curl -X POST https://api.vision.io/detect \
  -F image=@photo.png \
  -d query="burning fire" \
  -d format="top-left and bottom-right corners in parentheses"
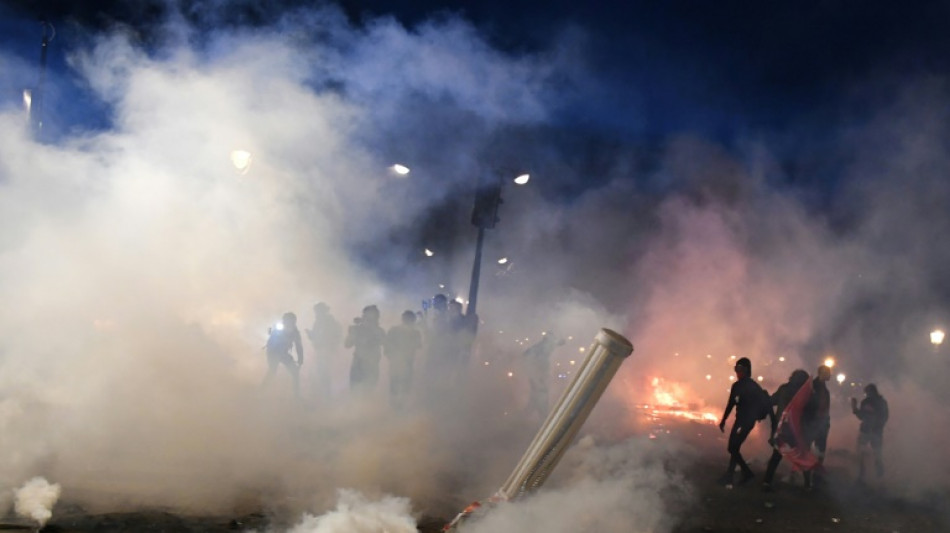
top-left (644, 377), bottom-right (718, 424)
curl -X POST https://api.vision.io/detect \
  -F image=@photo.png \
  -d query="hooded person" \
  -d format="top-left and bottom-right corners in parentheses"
top-left (762, 369), bottom-right (810, 490)
top-left (384, 310), bottom-right (423, 409)
top-left (262, 312), bottom-right (304, 398)
top-left (306, 302), bottom-right (342, 402)
top-left (718, 357), bottom-right (767, 485)
top-left (852, 383), bottom-right (889, 483)
top-left (345, 305), bottom-right (386, 394)
top-left (802, 364), bottom-right (832, 489)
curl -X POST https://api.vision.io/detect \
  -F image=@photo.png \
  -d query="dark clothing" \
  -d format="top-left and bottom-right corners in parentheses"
top-left (384, 324), bottom-right (422, 405)
top-left (263, 326), bottom-right (304, 397)
top-left (855, 394), bottom-right (889, 435)
top-left (804, 378), bottom-right (831, 458)
top-left (306, 311), bottom-right (342, 399)
top-left (727, 422), bottom-right (755, 478)
top-left (266, 327), bottom-right (304, 364)
top-left (345, 321), bottom-right (385, 392)
top-left (763, 376), bottom-right (808, 485)
top-left (720, 376), bottom-right (763, 479)
top-left (722, 377), bottom-right (764, 426)
top-left (854, 393), bottom-right (889, 480)
top-left (805, 379), bottom-right (831, 428)
top-left (523, 336), bottom-right (558, 418)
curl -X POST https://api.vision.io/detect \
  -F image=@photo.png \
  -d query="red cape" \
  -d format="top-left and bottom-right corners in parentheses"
top-left (774, 376), bottom-right (821, 471)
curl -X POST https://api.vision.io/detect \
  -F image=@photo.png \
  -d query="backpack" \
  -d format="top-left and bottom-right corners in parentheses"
top-left (754, 384), bottom-right (773, 421)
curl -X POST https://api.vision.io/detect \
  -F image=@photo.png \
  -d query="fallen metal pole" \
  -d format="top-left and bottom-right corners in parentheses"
top-left (444, 328), bottom-right (634, 531)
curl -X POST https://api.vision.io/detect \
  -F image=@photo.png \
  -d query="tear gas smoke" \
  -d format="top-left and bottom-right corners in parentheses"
top-left (14, 477), bottom-right (61, 527)
top-left (284, 489), bottom-right (416, 533)
top-left (0, 1), bottom-right (948, 528)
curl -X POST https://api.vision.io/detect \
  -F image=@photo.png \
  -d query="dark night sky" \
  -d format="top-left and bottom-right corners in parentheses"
top-left (4, 0), bottom-right (950, 141)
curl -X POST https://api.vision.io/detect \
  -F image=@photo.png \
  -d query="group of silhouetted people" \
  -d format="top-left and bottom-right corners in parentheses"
top-left (717, 358), bottom-right (889, 491)
top-left (262, 294), bottom-right (477, 408)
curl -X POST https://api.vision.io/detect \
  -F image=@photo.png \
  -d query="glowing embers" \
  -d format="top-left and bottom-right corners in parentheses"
top-left (644, 376), bottom-right (718, 424)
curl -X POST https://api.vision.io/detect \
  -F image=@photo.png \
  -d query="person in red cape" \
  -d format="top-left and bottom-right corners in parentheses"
top-left (762, 369), bottom-right (809, 491)
top-left (773, 371), bottom-right (822, 484)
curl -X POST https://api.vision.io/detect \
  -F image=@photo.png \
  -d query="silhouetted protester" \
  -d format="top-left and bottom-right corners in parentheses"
top-left (305, 302), bottom-right (342, 401)
top-left (852, 383), bottom-right (889, 484)
top-left (424, 294), bottom-right (452, 385)
top-left (763, 369), bottom-right (810, 490)
top-left (522, 333), bottom-right (564, 419)
top-left (718, 357), bottom-right (767, 485)
top-left (771, 370), bottom-right (822, 488)
top-left (262, 312), bottom-right (304, 398)
top-left (384, 310), bottom-right (423, 409)
top-left (447, 300), bottom-right (475, 380)
top-left (345, 305), bottom-right (386, 394)
top-left (803, 365), bottom-right (832, 489)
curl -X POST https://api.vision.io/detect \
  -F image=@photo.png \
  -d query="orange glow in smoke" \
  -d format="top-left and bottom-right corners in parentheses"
top-left (645, 377), bottom-right (718, 424)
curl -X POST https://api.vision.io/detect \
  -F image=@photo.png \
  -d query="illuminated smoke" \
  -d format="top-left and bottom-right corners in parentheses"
top-left (14, 477), bottom-right (61, 527)
top-left (285, 490), bottom-right (416, 533)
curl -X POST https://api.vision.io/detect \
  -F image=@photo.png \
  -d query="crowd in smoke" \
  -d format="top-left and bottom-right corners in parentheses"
top-left (0, 1), bottom-right (949, 531)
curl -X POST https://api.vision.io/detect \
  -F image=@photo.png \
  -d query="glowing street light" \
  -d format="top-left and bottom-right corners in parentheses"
top-left (513, 173), bottom-right (530, 185)
top-left (498, 257), bottom-right (509, 264)
top-left (823, 357), bottom-right (836, 369)
top-left (424, 248), bottom-right (435, 257)
top-left (230, 150), bottom-right (252, 174)
top-left (836, 373), bottom-right (846, 385)
top-left (931, 329), bottom-right (945, 347)
top-left (392, 164), bottom-right (411, 176)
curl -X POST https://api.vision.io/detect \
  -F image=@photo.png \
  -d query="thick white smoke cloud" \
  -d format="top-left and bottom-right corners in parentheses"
top-left (284, 489), bottom-right (416, 533)
top-left (463, 435), bottom-right (694, 533)
top-left (0, 1), bottom-right (949, 529)
top-left (14, 477), bottom-right (61, 526)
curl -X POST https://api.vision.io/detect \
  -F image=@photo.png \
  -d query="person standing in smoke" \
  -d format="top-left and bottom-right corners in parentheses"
top-left (718, 357), bottom-right (765, 486)
top-left (345, 305), bottom-right (386, 394)
top-left (803, 364), bottom-right (832, 489)
top-left (305, 302), bottom-right (342, 402)
top-left (423, 294), bottom-right (452, 386)
top-left (384, 310), bottom-right (423, 409)
top-left (262, 312), bottom-right (304, 398)
top-left (522, 332), bottom-right (564, 419)
top-left (852, 383), bottom-right (889, 484)
top-left (762, 369), bottom-right (810, 491)
top-left (447, 300), bottom-right (474, 381)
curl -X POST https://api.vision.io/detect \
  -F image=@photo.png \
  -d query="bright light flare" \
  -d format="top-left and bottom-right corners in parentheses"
top-left (274, 321), bottom-right (284, 331)
top-left (507, 371), bottom-right (514, 378)
top-left (497, 257), bottom-right (509, 264)
top-left (424, 248), bottom-right (434, 257)
top-left (230, 150), bottom-right (252, 174)
top-left (931, 329), bottom-right (945, 346)
top-left (513, 173), bottom-right (530, 185)
top-left (392, 164), bottom-right (410, 175)
top-left (823, 357), bottom-right (836, 368)
top-left (836, 373), bottom-right (846, 384)
top-left (23, 89), bottom-right (32, 113)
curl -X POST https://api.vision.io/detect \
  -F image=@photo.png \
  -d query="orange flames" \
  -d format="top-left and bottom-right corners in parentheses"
top-left (645, 377), bottom-right (718, 424)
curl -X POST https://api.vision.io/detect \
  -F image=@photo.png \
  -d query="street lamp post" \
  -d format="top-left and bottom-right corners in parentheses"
top-left (466, 172), bottom-right (504, 318)
top-left (466, 170), bottom-right (529, 325)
